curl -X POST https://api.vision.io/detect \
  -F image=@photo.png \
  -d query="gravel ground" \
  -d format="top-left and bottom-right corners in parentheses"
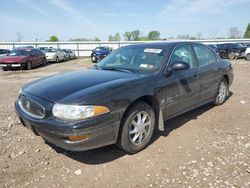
top-left (0, 58), bottom-right (249, 188)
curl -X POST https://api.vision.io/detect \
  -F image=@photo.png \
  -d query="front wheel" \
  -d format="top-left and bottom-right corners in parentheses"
top-left (26, 61), bottom-right (32, 70)
top-left (246, 53), bottom-right (250, 61)
top-left (91, 56), bottom-right (97, 63)
top-left (228, 52), bottom-right (235, 60)
top-left (117, 102), bottom-right (155, 154)
top-left (213, 78), bottom-right (229, 105)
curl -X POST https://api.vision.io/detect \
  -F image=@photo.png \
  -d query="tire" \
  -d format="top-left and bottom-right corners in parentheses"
top-left (91, 56), bottom-right (97, 63)
top-left (2, 67), bottom-right (8, 71)
top-left (117, 102), bottom-right (155, 154)
top-left (213, 78), bottom-right (229, 105)
top-left (228, 52), bottom-right (235, 60)
top-left (26, 61), bottom-right (32, 70)
top-left (246, 53), bottom-right (250, 61)
top-left (43, 58), bottom-right (47, 66)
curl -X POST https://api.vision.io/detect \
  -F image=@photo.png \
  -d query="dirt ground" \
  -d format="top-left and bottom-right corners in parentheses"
top-left (0, 58), bottom-right (249, 188)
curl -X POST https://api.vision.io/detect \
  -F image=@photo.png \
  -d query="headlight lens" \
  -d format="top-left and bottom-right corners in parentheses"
top-left (52, 104), bottom-right (110, 120)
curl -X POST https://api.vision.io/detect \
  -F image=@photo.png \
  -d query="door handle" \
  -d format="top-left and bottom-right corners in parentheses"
top-left (193, 74), bottom-right (199, 78)
top-left (217, 68), bottom-right (222, 71)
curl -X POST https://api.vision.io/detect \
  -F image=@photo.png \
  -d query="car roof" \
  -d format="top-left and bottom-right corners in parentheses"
top-left (14, 48), bottom-right (34, 51)
top-left (124, 41), bottom-right (203, 49)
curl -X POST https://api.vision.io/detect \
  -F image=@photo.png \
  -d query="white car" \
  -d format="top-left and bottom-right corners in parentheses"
top-left (45, 48), bottom-right (66, 63)
top-left (244, 47), bottom-right (250, 61)
top-left (62, 49), bottom-right (76, 60)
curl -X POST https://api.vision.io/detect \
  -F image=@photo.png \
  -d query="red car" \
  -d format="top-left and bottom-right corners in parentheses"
top-left (0, 48), bottom-right (46, 71)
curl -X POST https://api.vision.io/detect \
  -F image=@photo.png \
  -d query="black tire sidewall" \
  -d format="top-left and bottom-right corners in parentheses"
top-left (27, 61), bottom-right (32, 70)
top-left (118, 102), bottom-right (155, 154)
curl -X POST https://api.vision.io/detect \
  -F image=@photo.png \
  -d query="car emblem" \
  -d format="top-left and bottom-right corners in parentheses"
top-left (25, 101), bottom-right (31, 111)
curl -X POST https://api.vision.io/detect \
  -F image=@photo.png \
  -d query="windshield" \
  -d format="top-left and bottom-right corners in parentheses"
top-left (232, 43), bottom-right (244, 48)
top-left (97, 46), bottom-right (166, 73)
top-left (95, 47), bottom-right (109, 51)
top-left (45, 48), bottom-right (58, 52)
top-left (9, 49), bottom-right (31, 56)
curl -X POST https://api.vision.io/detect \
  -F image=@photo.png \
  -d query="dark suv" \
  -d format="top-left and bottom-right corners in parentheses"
top-left (91, 47), bottom-right (112, 63)
top-left (217, 43), bottom-right (246, 60)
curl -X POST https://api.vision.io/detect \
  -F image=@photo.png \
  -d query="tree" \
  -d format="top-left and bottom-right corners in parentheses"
top-left (148, 31), bottom-right (160, 40)
top-left (123, 32), bottom-right (133, 41)
top-left (114, 33), bottom-right (121, 41)
top-left (108, 33), bottom-right (121, 41)
top-left (49, 35), bottom-right (59, 42)
top-left (131, 30), bottom-right (140, 41)
top-left (228, 27), bottom-right (241, 39)
top-left (94, 37), bottom-right (101, 41)
top-left (244, 23), bottom-right (250, 38)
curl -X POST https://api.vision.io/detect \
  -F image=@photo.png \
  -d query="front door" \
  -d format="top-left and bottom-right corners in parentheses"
top-left (163, 44), bottom-right (200, 118)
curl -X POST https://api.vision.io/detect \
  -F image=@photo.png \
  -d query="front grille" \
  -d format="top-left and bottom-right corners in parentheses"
top-left (18, 96), bottom-right (45, 119)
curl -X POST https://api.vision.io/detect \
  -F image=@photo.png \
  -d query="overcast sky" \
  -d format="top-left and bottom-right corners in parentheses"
top-left (0, 0), bottom-right (250, 41)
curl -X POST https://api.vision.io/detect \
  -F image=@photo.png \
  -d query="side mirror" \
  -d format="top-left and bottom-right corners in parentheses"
top-left (164, 61), bottom-right (190, 77)
top-left (171, 61), bottom-right (190, 71)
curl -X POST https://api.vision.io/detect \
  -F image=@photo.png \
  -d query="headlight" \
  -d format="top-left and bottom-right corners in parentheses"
top-left (52, 104), bottom-right (110, 120)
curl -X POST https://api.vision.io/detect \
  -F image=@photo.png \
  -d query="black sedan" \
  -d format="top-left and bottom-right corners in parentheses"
top-left (15, 42), bottom-right (233, 154)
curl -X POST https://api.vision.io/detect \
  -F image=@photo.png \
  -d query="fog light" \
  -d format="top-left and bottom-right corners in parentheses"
top-left (68, 134), bottom-right (90, 141)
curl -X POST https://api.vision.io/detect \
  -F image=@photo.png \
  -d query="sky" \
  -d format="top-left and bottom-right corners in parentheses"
top-left (0, 0), bottom-right (250, 41)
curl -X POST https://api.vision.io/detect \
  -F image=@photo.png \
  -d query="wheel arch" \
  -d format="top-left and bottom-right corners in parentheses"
top-left (120, 95), bottom-right (164, 132)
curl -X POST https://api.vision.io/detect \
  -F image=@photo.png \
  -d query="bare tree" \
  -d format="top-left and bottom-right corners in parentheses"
top-left (16, 32), bottom-right (23, 42)
top-left (228, 27), bottom-right (241, 39)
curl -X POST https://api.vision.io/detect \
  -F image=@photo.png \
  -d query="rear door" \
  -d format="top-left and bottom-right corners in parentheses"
top-left (163, 44), bottom-right (200, 117)
top-left (192, 44), bottom-right (221, 102)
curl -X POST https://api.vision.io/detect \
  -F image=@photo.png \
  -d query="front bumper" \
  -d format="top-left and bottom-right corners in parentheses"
top-left (0, 63), bottom-right (25, 68)
top-left (15, 94), bottom-right (120, 151)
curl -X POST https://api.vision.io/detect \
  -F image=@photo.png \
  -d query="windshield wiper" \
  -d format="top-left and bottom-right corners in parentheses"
top-left (101, 67), bottom-right (133, 73)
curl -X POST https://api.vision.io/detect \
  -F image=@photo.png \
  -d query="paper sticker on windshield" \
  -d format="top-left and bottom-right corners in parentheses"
top-left (144, 48), bottom-right (162, 54)
top-left (140, 64), bottom-right (154, 69)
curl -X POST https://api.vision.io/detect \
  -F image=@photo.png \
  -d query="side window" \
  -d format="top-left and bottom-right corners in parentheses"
top-left (193, 45), bottom-right (217, 66)
top-left (169, 45), bottom-right (196, 68)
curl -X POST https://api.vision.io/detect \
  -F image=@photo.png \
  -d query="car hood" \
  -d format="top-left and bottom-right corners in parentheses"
top-left (0, 56), bottom-right (27, 63)
top-left (23, 69), bottom-right (141, 104)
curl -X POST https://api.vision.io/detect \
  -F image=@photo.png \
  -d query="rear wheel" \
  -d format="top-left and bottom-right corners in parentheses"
top-left (117, 102), bottom-right (155, 154)
top-left (2, 67), bottom-right (8, 71)
top-left (228, 52), bottom-right (235, 60)
top-left (213, 78), bottom-right (229, 105)
top-left (246, 53), bottom-right (250, 61)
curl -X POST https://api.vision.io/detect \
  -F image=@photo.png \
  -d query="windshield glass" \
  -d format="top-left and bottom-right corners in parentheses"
top-left (95, 47), bottom-right (109, 51)
top-left (97, 46), bottom-right (166, 73)
top-left (233, 43), bottom-right (244, 48)
top-left (9, 49), bottom-right (31, 56)
top-left (45, 48), bottom-right (58, 52)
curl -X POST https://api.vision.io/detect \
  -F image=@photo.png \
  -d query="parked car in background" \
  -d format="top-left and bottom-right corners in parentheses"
top-left (15, 42), bottom-right (233, 153)
top-left (207, 44), bottom-right (219, 53)
top-left (45, 48), bottom-right (66, 63)
top-left (217, 43), bottom-right (246, 60)
top-left (0, 49), bottom-right (10, 57)
top-left (62, 49), bottom-right (76, 60)
top-left (38, 47), bottom-right (48, 52)
top-left (0, 48), bottom-right (46, 71)
top-left (91, 46), bottom-right (112, 63)
top-left (244, 47), bottom-right (250, 61)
